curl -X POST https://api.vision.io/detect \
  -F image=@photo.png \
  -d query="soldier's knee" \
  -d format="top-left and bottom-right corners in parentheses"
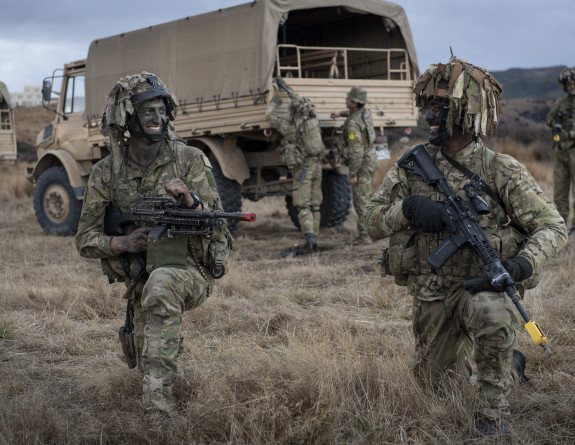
top-left (141, 268), bottom-right (185, 316)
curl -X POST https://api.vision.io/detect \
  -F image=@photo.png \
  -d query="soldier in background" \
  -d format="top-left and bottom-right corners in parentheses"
top-left (75, 72), bottom-right (231, 413)
top-left (331, 86), bottom-right (376, 245)
top-left (365, 56), bottom-right (567, 436)
top-left (545, 67), bottom-right (575, 234)
top-left (266, 76), bottom-right (324, 254)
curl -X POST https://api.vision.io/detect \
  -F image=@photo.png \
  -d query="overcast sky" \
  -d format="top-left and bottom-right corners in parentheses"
top-left (1, 0), bottom-right (573, 93)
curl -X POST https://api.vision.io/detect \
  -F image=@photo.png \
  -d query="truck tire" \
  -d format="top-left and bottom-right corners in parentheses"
top-left (210, 157), bottom-right (242, 234)
top-left (285, 170), bottom-right (351, 229)
top-left (33, 166), bottom-right (82, 236)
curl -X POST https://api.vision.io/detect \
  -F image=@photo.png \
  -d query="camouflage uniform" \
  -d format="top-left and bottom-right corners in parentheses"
top-left (338, 93), bottom-right (376, 240)
top-left (546, 76), bottom-right (575, 228)
top-left (365, 57), bottom-right (567, 424)
top-left (266, 90), bottom-right (324, 244)
top-left (75, 73), bottom-right (229, 412)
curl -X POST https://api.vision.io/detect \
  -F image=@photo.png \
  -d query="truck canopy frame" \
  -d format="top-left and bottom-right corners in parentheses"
top-left (85, 0), bottom-right (419, 121)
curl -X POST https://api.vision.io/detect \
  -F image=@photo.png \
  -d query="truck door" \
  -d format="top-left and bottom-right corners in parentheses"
top-left (57, 74), bottom-right (91, 159)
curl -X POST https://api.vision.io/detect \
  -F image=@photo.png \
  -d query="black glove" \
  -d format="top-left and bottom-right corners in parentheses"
top-left (464, 256), bottom-right (533, 294)
top-left (402, 196), bottom-right (456, 233)
top-left (502, 256), bottom-right (533, 282)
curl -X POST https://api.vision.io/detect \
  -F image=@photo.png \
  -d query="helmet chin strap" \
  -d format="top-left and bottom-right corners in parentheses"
top-left (128, 112), bottom-right (167, 143)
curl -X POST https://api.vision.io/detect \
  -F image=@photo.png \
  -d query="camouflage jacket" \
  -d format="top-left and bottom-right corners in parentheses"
top-left (75, 139), bottom-right (228, 281)
top-left (265, 100), bottom-right (324, 167)
top-left (365, 139), bottom-right (567, 300)
top-left (545, 95), bottom-right (575, 150)
top-left (340, 108), bottom-right (376, 178)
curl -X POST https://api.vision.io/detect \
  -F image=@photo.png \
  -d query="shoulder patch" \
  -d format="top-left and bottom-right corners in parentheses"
top-left (348, 132), bottom-right (356, 140)
top-left (201, 154), bottom-right (213, 169)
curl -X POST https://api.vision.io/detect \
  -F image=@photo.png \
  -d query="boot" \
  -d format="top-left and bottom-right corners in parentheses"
top-left (476, 417), bottom-right (510, 437)
top-left (304, 233), bottom-right (318, 253)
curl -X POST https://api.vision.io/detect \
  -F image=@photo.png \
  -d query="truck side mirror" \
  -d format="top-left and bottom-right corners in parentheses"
top-left (42, 79), bottom-right (52, 103)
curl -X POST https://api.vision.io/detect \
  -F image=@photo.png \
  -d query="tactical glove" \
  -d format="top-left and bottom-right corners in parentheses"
top-left (271, 95), bottom-right (283, 106)
top-left (402, 196), bottom-right (456, 233)
top-left (464, 256), bottom-right (533, 294)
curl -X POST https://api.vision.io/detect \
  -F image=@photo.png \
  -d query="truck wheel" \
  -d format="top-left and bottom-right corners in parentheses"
top-left (285, 170), bottom-right (351, 229)
top-left (33, 166), bottom-right (82, 236)
top-left (210, 157), bottom-right (242, 234)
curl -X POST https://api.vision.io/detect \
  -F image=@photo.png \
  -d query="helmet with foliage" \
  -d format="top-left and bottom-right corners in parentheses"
top-left (558, 67), bottom-right (575, 92)
top-left (413, 55), bottom-right (503, 140)
top-left (347, 86), bottom-right (367, 105)
top-left (289, 95), bottom-right (316, 127)
top-left (101, 72), bottom-right (182, 174)
top-left (101, 71), bottom-right (179, 141)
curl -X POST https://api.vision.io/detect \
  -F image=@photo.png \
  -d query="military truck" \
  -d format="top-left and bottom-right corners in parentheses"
top-left (0, 82), bottom-right (17, 161)
top-left (29, 0), bottom-right (419, 235)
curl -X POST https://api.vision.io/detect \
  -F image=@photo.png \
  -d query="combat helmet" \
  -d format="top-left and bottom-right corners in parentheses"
top-left (101, 72), bottom-right (182, 174)
top-left (101, 71), bottom-right (179, 142)
top-left (289, 96), bottom-right (316, 128)
top-left (347, 86), bottom-right (367, 105)
top-left (558, 67), bottom-right (575, 92)
top-left (413, 54), bottom-right (503, 140)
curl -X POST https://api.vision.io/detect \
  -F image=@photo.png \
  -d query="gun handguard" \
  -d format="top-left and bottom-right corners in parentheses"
top-left (397, 144), bottom-right (551, 356)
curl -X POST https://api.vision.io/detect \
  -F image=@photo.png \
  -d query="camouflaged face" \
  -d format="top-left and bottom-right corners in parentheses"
top-left (413, 55), bottom-right (503, 137)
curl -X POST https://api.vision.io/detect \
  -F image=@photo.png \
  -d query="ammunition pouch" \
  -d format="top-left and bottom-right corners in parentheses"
top-left (206, 229), bottom-right (232, 279)
top-left (281, 143), bottom-right (304, 168)
top-left (146, 235), bottom-right (188, 274)
top-left (380, 229), bottom-right (418, 286)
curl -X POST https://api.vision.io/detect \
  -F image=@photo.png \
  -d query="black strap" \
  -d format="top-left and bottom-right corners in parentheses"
top-left (443, 153), bottom-right (506, 210)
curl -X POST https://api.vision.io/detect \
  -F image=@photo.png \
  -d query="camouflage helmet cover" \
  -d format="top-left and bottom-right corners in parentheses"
top-left (413, 55), bottom-right (503, 137)
top-left (558, 67), bottom-right (575, 91)
top-left (347, 86), bottom-right (367, 104)
top-left (101, 71), bottom-right (179, 139)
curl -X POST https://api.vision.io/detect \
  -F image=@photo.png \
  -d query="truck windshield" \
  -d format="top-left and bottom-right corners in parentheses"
top-left (64, 76), bottom-right (85, 114)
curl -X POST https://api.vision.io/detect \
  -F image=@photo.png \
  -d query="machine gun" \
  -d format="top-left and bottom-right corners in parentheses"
top-left (105, 194), bottom-right (256, 239)
top-left (553, 111), bottom-right (563, 149)
top-left (397, 144), bottom-right (551, 356)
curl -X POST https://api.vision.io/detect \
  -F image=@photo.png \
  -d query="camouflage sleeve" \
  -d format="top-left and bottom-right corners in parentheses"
top-left (75, 160), bottom-right (115, 259)
top-left (364, 162), bottom-right (412, 240)
top-left (345, 119), bottom-right (365, 178)
top-left (494, 154), bottom-right (568, 271)
top-left (545, 98), bottom-right (562, 127)
top-left (265, 101), bottom-right (293, 137)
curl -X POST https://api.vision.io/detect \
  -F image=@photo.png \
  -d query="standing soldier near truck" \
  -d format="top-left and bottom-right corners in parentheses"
top-left (545, 67), bottom-right (575, 234)
top-left (266, 76), bottom-right (325, 254)
top-left (75, 72), bottom-right (231, 413)
top-left (331, 86), bottom-right (377, 245)
top-left (365, 55), bottom-right (567, 436)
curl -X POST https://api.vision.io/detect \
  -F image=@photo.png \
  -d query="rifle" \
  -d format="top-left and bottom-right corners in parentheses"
top-left (397, 144), bottom-right (551, 356)
top-left (552, 111), bottom-right (563, 149)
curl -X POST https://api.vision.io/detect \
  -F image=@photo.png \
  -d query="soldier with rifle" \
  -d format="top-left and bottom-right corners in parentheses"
top-left (75, 72), bottom-right (234, 414)
top-left (365, 55), bottom-right (567, 436)
top-left (546, 67), bottom-right (575, 234)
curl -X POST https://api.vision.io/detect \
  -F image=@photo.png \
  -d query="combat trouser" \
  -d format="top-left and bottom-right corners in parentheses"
top-left (133, 264), bottom-right (210, 412)
top-left (553, 147), bottom-right (575, 226)
top-left (352, 149), bottom-right (376, 238)
top-left (292, 158), bottom-right (323, 238)
top-left (412, 287), bottom-right (517, 420)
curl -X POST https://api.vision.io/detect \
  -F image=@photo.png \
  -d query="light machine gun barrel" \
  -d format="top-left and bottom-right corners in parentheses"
top-left (397, 144), bottom-right (551, 356)
top-left (130, 195), bottom-right (256, 239)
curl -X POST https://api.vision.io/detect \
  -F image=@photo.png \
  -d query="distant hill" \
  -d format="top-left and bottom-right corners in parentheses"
top-left (492, 65), bottom-right (566, 100)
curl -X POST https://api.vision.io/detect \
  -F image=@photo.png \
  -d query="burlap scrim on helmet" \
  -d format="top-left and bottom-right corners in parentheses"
top-left (413, 55), bottom-right (503, 137)
top-left (558, 67), bottom-right (575, 92)
top-left (289, 96), bottom-right (316, 130)
top-left (100, 72), bottom-right (181, 175)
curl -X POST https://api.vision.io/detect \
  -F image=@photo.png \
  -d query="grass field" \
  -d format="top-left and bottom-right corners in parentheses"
top-left (0, 149), bottom-right (574, 444)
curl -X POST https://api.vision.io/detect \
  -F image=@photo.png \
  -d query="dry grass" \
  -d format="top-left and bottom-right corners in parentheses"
top-left (1, 154), bottom-right (574, 444)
